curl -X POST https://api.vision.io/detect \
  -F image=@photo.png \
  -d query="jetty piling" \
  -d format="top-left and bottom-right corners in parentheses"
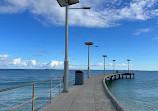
top-left (118, 74), bottom-right (121, 79)
top-left (107, 73), bottom-right (135, 81)
top-left (114, 75), bottom-right (116, 79)
top-left (110, 76), bottom-right (113, 81)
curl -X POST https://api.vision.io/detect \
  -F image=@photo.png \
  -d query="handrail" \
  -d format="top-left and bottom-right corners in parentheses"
top-left (10, 98), bottom-right (33, 111)
top-left (0, 83), bottom-right (34, 92)
top-left (0, 77), bottom-right (60, 93)
top-left (68, 78), bottom-right (74, 87)
top-left (0, 75), bottom-right (75, 111)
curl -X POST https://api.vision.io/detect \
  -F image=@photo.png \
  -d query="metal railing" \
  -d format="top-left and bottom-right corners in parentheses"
top-left (0, 74), bottom-right (74, 111)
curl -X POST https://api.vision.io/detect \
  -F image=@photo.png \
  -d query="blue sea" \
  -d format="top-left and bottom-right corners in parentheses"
top-left (0, 70), bottom-right (158, 111)
top-left (107, 71), bottom-right (158, 111)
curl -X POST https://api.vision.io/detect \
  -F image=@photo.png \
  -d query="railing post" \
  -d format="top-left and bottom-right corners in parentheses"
top-left (63, 76), bottom-right (64, 83)
top-left (71, 73), bottom-right (72, 87)
top-left (32, 83), bottom-right (35, 111)
top-left (50, 79), bottom-right (52, 103)
top-left (59, 76), bottom-right (61, 95)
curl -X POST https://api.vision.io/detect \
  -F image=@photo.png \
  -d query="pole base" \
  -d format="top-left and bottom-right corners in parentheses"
top-left (62, 90), bottom-right (69, 93)
top-left (63, 59), bottom-right (69, 93)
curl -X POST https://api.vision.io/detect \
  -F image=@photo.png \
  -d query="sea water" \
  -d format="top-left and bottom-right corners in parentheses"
top-left (107, 71), bottom-right (158, 111)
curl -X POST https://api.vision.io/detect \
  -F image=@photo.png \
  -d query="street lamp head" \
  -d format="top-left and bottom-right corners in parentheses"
top-left (102, 55), bottom-right (107, 57)
top-left (85, 42), bottom-right (93, 45)
top-left (112, 60), bottom-right (116, 62)
top-left (127, 59), bottom-right (130, 61)
top-left (57, 0), bottom-right (79, 7)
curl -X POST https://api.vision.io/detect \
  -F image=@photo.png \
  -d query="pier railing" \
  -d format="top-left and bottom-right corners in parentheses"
top-left (0, 74), bottom-right (74, 111)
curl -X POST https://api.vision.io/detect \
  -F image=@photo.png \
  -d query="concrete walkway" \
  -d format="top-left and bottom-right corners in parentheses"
top-left (40, 75), bottom-right (117, 111)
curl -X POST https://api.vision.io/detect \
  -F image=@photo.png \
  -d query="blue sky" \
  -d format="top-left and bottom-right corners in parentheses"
top-left (0, 0), bottom-right (158, 70)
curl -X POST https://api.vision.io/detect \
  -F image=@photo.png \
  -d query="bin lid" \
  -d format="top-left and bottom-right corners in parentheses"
top-left (75, 70), bottom-right (83, 73)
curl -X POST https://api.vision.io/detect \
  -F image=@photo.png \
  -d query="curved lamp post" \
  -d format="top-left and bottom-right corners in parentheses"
top-left (57, 0), bottom-right (90, 92)
top-left (127, 59), bottom-right (130, 73)
top-left (102, 55), bottom-right (107, 74)
top-left (112, 60), bottom-right (116, 74)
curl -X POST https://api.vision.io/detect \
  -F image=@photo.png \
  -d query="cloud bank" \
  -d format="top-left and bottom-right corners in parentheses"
top-left (0, 54), bottom-right (64, 69)
top-left (0, 0), bottom-right (158, 27)
top-left (0, 54), bottom-right (131, 69)
top-left (97, 62), bottom-right (131, 67)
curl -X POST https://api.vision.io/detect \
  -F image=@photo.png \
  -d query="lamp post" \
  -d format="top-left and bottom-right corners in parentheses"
top-left (57, 0), bottom-right (90, 92)
top-left (102, 55), bottom-right (107, 74)
top-left (127, 59), bottom-right (130, 73)
top-left (85, 42), bottom-right (93, 78)
top-left (112, 60), bottom-right (116, 74)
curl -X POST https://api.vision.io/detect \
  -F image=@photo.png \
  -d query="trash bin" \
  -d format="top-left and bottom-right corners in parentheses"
top-left (75, 70), bottom-right (84, 85)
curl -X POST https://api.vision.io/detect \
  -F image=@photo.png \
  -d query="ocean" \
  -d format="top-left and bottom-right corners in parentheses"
top-left (0, 70), bottom-right (158, 111)
top-left (107, 71), bottom-right (158, 111)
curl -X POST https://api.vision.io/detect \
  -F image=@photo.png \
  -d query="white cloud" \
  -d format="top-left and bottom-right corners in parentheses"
top-left (47, 61), bottom-right (64, 68)
top-left (26, 60), bottom-right (37, 66)
top-left (0, 0), bottom-right (158, 27)
top-left (87, 62), bottom-right (133, 70)
top-left (98, 63), bottom-right (103, 66)
top-left (118, 63), bottom-right (128, 67)
top-left (0, 54), bottom-right (12, 67)
top-left (0, 54), bottom-right (64, 69)
top-left (13, 58), bottom-right (27, 66)
top-left (97, 62), bottom-right (132, 67)
top-left (0, 54), bottom-right (133, 69)
top-left (0, 54), bottom-right (9, 57)
top-left (134, 28), bottom-right (151, 36)
top-left (0, 54), bottom-right (9, 60)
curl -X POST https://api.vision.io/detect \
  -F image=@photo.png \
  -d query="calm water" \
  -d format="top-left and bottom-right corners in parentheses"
top-left (107, 71), bottom-right (158, 111)
top-left (0, 70), bottom-right (158, 111)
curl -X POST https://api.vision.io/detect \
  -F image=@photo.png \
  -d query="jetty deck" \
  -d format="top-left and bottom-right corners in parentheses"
top-left (40, 74), bottom-right (117, 111)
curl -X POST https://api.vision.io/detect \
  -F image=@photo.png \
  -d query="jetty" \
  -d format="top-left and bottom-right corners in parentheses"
top-left (40, 73), bottom-right (135, 111)
top-left (107, 73), bottom-right (135, 80)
